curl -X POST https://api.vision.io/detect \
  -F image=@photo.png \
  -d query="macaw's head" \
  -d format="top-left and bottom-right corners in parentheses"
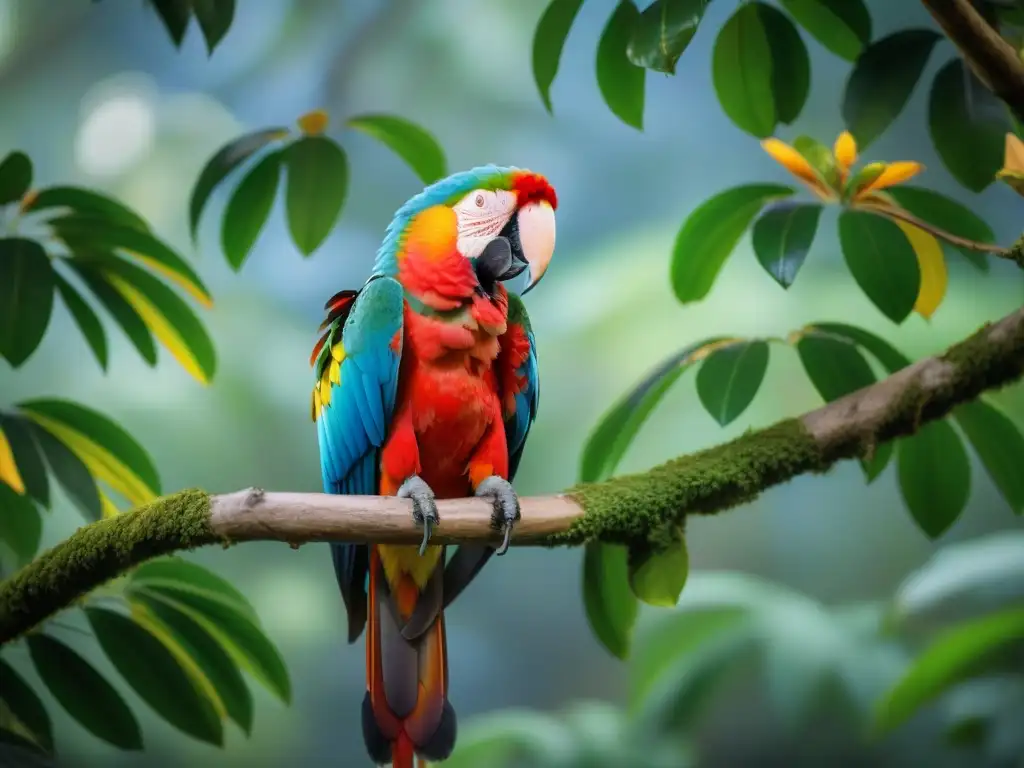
top-left (374, 165), bottom-right (557, 312)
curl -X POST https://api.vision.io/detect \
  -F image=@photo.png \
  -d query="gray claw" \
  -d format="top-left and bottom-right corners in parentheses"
top-left (398, 475), bottom-right (439, 556)
top-left (474, 475), bottom-right (520, 556)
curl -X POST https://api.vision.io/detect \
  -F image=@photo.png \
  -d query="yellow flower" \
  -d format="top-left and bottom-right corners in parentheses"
top-left (833, 131), bottom-right (857, 182)
top-left (996, 132), bottom-right (1024, 198)
top-left (760, 138), bottom-right (837, 202)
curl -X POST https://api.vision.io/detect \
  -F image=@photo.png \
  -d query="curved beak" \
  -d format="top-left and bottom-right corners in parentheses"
top-left (516, 200), bottom-right (556, 294)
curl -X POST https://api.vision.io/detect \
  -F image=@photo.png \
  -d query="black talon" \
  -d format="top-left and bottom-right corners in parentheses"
top-left (495, 523), bottom-right (513, 557)
top-left (398, 475), bottom-right (439, 556)
top-left (418, 515), bottom-right (433, 556)
top-left (474, 475), bottom-right (520, 557)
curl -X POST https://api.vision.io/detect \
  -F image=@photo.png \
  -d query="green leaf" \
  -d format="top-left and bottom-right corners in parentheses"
top-left (531, 0), bottom-right (585, 112)
top-left (25, 186), bottom-right (149, 231)
top-left (191, 0), bottom-right (235, 55)
top-left (627, 0), bottom-right (710, 75)
top-left (189, 127), bottom-right (287, 242)
top-left (64, 259), bottom-right (157, 366)
top-left (0, 482), bottom-right (42, 565)
top-left (130, 557), bottom-right (259, 623)
top-left (128, 591), bottom-right (254, 734)
top-left (54, 272), bottom-right (108, 370)
top-left (443, 709), bottom-right (574, 768)
top-left (0, 152), bottom-right (32, 205)
top-left (0, 728), bottom-right (55, 767)
top-left (928, 58), bottom-right (1010, 193)
top-left (793, 135), bottom-right (841, 188)
top-left (582, 543), bottom-right (637, 659)
top-left (51, 214), bottom-right (212, 307)
top-left (842, 30), bottom-right (941, 149)
top-left (26, 633), bottom-right (142, 750)
top-left (628, 539), bottom-right (689, 607)
top-left (804, 321), bottom-right (912, 372)
top-left (579, 337), bottom-right (727, 483)
top-left (897, 420), bottom-right (971, 539)
top-left (874, 608), bottom-right (1024, 734)
top-left (79, 254), bottom-right (217, 385)
top-left (861, 442), bottom-right (894, 483)
top-left (884, 186), bottom-right (994, 271)
top-left (85, 607), bottom-right (222, 745)
top-left (0, 659), bottom-right (52, 752)
top-left (284, 136), bottom-right (349, 256)
top-left (712, 4), bottom-right (776, 138)
top-left (954, 399), bottom-right (1024, 515)
top-left (695, 340), bottom-right (769, 427)
top-left (778, 0), bottom-right (871, 61)
top-left (596, 1), bottom-right (646, 131)
top-left (672, 184), bottom-right (794, 304)
top-left (0, 238), bottom-right (54, 368)
top-left (346, 114), bottom-right (447, 185)
top-left (220, 150), bottom-right (281, 271)
top-left (837, 209), bottom-right (920, 324)
top-left (760, 3), bottom-right (810, 125)
top-left (149, 0), bottom-right (191, 47)
top-left (23, 420), bottom-right (101, 521)
top-left (17, 398), bottom-right (161, 498)
top-left (0, 413), bottom-right (49, 507)
top-left (129, 585), bottom-right (291, 703)
top-left (751, 202), bottom-right (821, 288)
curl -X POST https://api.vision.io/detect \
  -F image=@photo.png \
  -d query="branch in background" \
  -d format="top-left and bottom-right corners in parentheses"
top-left (2, 307), bottom-right (1022, 646)
top-left (858, 202), bottom-right (1009, 255)
top-left (920, 0), bottom-right (1024, 121)
top-left (1009, 233), bottom-right (1024, 269)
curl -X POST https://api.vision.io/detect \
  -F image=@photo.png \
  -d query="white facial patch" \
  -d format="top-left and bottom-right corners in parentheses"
top-left (453, 188), bottom-right (517, 258)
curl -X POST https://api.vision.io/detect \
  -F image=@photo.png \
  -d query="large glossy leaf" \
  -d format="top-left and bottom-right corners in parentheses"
top-left (842, 30), bottom-right (941, 149)
top-left (86, 607), bottom-right (223, 745)
top-left (150, 0), bottom-right (191, 47)
top-left (191, 0), bottom-right (236, 54)
top-left (129, 591), bottom-right (254, 734)
top-left (0, 152), bottom-right (32, 205)
top-left (837, 210), bottom-right (920, 324)
top-left (897, 420), bottom-right (971, 539)
top-left (627, 0), bottom-right (709, 75)
top-left (0, 413), bottom-right (49, 507)
top-left (18, 398), bottom-right (160, 504)
top-left (583, 543), bottom-right (637, 660)
top-left (128, 585), bottom-right (290, 703)
top-left (53, 272), bottom-right (108, 370)
top-left (130, 557), bottom-right (259, 623)
top-left (874, 608), bottom-right (1024, 735)
top-left (751, 202), bottom-right (821, 288)
top-left (695, 340), bottom-right (769, 427)
top-left (596, 2), bottom-right (646, 131)
top-left (760, 3), bottom-right (810, 125)
top-left (189, 127), bottom-right (287, 241)
top-left (0, 481), bottom-right (41, 565)
top-left (928, 59), bottom-right (1009, 193)
top-left (0, 658), bottom-right (52, 752)
top-left (64, 259), bottom-right (157, 365)
top-left (26, 633), bottom-right (142, 750)
top-left (671, 184), bottom-right (793, 304)
top-left (83, 254), bottom-right (217, 386)
top-left (628, 539), bottom-right (689, 607)
top-left (0, 238), bottom-right (54, 368)
top-left (22, 419), bottom-right (101, 521)
top-left (531, 0), bottom-right (585, 112)
top-left (778, 0), bottom-right (870, 61)
top-left (884, 186), bottom-right (994, 271)
top-left (24, 186), bottom-right (149, 231)
top-left (712, 4), bottom-right (775, 138)
top-left (346, 114), bottom-right (446, 185)
top-left (51, 214), bottom-right (212, 307)
top-left (284, 136), bottom-right (348, 256)
top-left (221, 150), bottom-right (281, 271)
top-left (804, 321), bottom-right (912, 372)
top-left (579, 337), bottom-right (728, 483)
top-left (954, 399), bottom-right (1024, 515)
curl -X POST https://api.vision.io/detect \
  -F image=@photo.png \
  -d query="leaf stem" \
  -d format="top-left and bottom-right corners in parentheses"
top-left (856, 201), bottom-right (1009, 255)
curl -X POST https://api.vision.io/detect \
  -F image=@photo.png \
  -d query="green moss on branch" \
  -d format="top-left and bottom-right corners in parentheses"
top-left (0, 489), bottom-right (217, 644)
top-left (1006, 234), bottom-right (1024, 269)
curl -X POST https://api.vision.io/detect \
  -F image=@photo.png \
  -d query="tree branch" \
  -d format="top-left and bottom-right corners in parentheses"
top-left (1, 307), bottom-right (1023, 645)
top-left (920, 0), bottom-right (1024, 121)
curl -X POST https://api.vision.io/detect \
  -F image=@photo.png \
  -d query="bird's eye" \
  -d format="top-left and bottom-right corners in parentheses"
top-left (475, 193), bottom-right (485, 207)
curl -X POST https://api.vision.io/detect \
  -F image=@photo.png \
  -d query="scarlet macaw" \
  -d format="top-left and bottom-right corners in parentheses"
top-left (310, 165), bottom-right (557, 767)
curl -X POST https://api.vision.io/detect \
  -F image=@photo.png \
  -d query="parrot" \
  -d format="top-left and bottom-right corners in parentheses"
top-left (309, 165), bottom-right (557, 767)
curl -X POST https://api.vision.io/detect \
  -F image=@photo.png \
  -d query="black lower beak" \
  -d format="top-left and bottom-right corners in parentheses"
top-left (474, 214), bottom-right (530, 294)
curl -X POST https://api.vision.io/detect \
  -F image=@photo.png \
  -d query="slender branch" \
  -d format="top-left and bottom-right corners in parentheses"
top-left (1, 307), bottom-right (1022, 645)
top-left (920, 0), bottom-right (1024, 121)
top-left (857, 202), bottom-right (1009, 255)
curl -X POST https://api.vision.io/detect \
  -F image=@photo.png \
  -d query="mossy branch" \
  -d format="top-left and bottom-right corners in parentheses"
top-left (2, 307), bottom-right (1023, 645)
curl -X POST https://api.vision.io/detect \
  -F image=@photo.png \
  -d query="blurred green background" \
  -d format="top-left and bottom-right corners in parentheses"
top-left (1, 1), bottom-right (1022, 766)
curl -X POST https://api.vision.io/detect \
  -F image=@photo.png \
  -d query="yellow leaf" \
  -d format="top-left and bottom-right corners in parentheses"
top-left (23, 412), bottom-right (155, 506)
top-left (895, 221), bottom-right (947, 320)
top-left (105, 273), bottom-right (210, 385)
top-left (760, 138), bottom-right (837, 201)
top-left (0, 427), bottom-right (25, 494)
top-left (1003, 132), bottom-right (1024, 174)
top-left (996, 169), bottom-right (1024, 198)
top-left (297, 109), bottom-right (329, 136)
top-left (125, 251), bottom-right (213, 309)
top-left (834, 131), bottom-right (858, 171)
top-left (860, 161), bottom-right (924, 193)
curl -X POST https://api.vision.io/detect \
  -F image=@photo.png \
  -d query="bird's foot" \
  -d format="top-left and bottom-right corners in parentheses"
top-left (474, 476), bottom-right (521, 557)
top-left (398, 475), bottom-right (439, 556)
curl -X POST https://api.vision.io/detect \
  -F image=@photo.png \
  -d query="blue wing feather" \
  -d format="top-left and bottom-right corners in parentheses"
top-left (504, 296), bottom-right (540, 482)
top-left (315, 275), bottom-right (405, 643)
